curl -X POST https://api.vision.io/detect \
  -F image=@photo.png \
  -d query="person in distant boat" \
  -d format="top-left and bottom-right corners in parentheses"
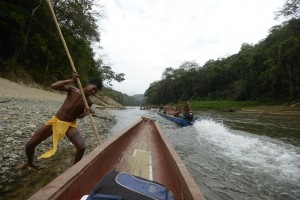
top-left (16, 72), bottom-right (103, 170)
top-left (183, 101), bottom-right (193, 121)
top-left (159, 104), bottom-right (164, 113)
top-left (174, 103), bottom-right (181, 117)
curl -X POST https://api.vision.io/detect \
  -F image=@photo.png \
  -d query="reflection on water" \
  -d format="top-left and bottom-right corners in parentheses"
top-left (2, 107), bottom-right (300, 200)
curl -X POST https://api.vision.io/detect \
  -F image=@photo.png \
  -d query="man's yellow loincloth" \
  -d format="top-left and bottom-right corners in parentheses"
top-left (38, 116), bottom-right (77, 159)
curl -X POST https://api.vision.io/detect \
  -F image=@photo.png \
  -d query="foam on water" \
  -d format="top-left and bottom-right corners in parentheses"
top-left (194, 119), bottom-right (300, 182)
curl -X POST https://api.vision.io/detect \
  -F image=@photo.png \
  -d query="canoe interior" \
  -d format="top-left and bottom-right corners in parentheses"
top-left (29, 117), bottom-right (205, 200)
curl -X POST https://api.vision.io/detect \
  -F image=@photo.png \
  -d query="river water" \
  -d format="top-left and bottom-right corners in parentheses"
top-left (2, 107), bottom-right (299, 200)
top-left (110, 107), bottom-right (300, 200)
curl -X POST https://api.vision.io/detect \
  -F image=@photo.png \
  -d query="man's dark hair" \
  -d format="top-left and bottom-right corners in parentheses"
top-left (88, 78), bottom-right (103, 89)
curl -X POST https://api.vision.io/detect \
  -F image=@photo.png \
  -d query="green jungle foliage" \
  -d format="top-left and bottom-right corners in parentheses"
top-left (0, 0), bottom-right (138, 105)
top-left (165, 100), bottom-right (268, 111)
top-left (188, 100), bottom-right (268, 111)
top-left (102, 87), bottom-right (143, 106)
top-left (145, 1), bottom-right (300, 105)
top-left (1, 1), bottom-right (299, 107)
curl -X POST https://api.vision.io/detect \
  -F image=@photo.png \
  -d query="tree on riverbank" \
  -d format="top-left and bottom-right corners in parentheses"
top-left (145, 1), bottom-right (300, 105)
top-left (0, 0), bottom-right (124, 87)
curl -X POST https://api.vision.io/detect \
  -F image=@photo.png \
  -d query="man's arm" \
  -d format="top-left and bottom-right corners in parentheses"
top-left (51, 72), bottom-right (79, 91)
top-left (78, 107), bottom-right (95, 118)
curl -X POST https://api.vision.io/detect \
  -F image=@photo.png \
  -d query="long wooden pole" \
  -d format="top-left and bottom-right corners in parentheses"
top-left (46, 0), bottom-right (101, 145)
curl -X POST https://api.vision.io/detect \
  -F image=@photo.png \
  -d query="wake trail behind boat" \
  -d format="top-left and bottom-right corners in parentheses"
top-left (194, 119), bottom-right (300, 182)
top-left (110, 109), bottom-right (300, 199)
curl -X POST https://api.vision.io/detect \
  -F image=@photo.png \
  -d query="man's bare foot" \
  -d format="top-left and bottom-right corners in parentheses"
top-left (15, 163), bottom-right (38, 170)
top-left (15, 163), bottom-right (28, 170)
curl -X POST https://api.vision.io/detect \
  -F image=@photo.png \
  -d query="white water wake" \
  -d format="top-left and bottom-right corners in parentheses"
top-left (194, 119), bottom-right (300, 182)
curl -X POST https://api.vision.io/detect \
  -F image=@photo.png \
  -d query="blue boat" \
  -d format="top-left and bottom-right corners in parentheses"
top-left (158, 112), bottom-right (196, 127)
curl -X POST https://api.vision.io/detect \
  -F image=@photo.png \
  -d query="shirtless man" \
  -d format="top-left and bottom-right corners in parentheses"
top-left (174, 103), bottom-right (181, 117)
top-left (183, 101), bottom-right (193, 121)
top-left (16, 72), bottom-right (103, 169)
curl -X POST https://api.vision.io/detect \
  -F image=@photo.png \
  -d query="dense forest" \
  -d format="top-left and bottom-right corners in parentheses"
top-left (1, 1), bottom-right (299, 107)
top-left (103, 87), bottom-right (143, 106)
top-left (145, 0), bottom-right (300, 105)
top-left (0, 0), bottom-right (140, 106)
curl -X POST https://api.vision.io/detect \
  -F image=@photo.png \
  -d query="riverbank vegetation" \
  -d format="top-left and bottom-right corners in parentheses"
top-left (163, 100), bottom-right (272, 111)
top-left (1, 1), bottom-right (299, 108)
top-left (0, 0), bottom-right (140, 106)
top-left (1, 0), bottom-right (108, 84)
top-left (145, 0), bottom-right (300, 107)
top-left (189, 100), bottom-right (269, 111)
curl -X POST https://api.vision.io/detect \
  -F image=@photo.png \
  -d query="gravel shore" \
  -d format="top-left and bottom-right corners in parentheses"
top-left (0, 78), bottom-right (117, 197)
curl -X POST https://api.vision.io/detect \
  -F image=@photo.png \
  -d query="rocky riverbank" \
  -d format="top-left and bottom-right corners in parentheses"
top-left (0, 97), bottom-right (116, 194)
top-left (0, 78), bottom-right (118, 198)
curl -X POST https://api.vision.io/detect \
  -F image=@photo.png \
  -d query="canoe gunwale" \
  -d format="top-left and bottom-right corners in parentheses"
top-left (153, 120), bottom-right (205, 199)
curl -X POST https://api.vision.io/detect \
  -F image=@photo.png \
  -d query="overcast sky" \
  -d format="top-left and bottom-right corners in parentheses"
top-left (94, 0), bottom-right (284, 96)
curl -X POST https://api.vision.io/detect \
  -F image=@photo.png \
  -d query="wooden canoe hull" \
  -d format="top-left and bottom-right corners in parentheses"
top-left (158, 112), bottom-right (196, 126)
top-left (29, 117), bottom-right (205, 200)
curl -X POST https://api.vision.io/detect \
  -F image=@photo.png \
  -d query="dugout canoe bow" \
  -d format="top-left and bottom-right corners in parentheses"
top-left (29, 117), bottom-right (205, 200)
